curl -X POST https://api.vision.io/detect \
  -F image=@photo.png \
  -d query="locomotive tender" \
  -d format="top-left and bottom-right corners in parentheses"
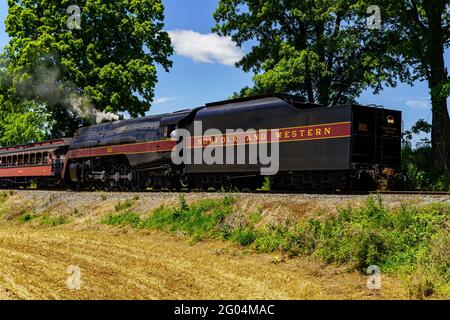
top-left (0, 94), bottom-right (402, 191)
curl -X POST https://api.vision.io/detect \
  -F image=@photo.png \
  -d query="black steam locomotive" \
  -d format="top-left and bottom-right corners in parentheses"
top-left (0, 94), bottom-right (403, 191)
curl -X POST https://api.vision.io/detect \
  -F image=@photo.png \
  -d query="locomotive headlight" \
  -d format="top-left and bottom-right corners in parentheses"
top-left (387, 116), bottom-right (395, 125)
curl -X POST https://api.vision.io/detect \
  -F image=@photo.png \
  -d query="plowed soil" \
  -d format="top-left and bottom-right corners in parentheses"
top-left (0, 224), bottom-right (408, 300)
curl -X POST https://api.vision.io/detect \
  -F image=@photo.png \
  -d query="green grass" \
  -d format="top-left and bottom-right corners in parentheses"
top-left (114, 199), bottom-right (135, 212)
top-left (104, 195), bottom-right (235, 241)
top-left (19, 212), bottom-right (34, 223)
top-left (251, 198), bottom-right (449, 298)
top-left (102, 195), bottom-right (449, 298)
top-left (103, 211), bottom-right (141, 227)
top-left (141, 195), bottom-right (234, 241)
top-left (259, 177), bottom-right (272, 191)
top-left (0, 192), bottom-right (8, 204)
top-left (14, 209), bottom-right (69, 226)
top-left (39, 214), bottom-right (69, 226)
top-left (229, 227), bottom-right (258, 246)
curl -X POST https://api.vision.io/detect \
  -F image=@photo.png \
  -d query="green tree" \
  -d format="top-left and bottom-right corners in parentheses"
top-left (213, 0), bottom-right (405, 106)
top-left (0, 55), bottom-right (49, 146)
top-left (0, 103), bottom-right (50, 146)
top-left (360, 0), bottom-right (449, 171)
top-left (3, 0), bottom-right (172, 138)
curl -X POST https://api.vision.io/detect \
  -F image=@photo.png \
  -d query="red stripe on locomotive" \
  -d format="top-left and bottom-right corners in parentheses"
top-left (190, 122), bottom-right (351, 148)
top-left (66, 122), bottom-right (351, 159)
top-left (67, 140), bottom-right (177, 159)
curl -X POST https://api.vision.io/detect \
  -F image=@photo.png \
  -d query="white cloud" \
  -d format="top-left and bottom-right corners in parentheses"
top-left (406, 99), bottom-right (430, 111)
top-left (167, 29), bottom-right (244, 66)
top-left (153, 96), bottom-right (179, 105)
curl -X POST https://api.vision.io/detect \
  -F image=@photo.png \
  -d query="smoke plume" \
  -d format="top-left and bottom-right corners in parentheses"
top-left (15, 54), bottom-right (118, 124)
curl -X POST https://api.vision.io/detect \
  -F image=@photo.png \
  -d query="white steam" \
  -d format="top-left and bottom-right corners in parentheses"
top-left (15, 55), bottom-right (118, 124)
top-left (68, 94), bottom-right (119, 124)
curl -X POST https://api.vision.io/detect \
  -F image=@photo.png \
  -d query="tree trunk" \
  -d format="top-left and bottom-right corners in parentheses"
top-left (304, 62), bottom-right (315, 103)
top-left (317, 76), bottom-right (330, 106)
top-left (314, 21), bottom-right (329, 106)
top-left (430, 88), bottom-right (449, 171)
top-left (424, 0), bottom-right (449, 171)
top-left (297, 21), bottom-right (315, 103)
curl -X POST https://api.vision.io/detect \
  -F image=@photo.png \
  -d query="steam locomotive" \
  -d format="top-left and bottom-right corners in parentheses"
top-left (0, 94), bottom-right (403, 191)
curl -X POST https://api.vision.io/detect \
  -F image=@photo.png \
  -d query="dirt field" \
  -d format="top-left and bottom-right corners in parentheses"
top-left (0, 224), bottom-right (408, 300)
top-left (0, 190), bottom-right (448, 300)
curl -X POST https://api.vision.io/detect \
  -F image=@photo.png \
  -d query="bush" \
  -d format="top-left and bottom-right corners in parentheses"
top-left (103, 211), bottom-right (140, 227)
top-left (40, 214), bottom-right (68, 226)
top-left (259, 177), bottom-right (272, 191)
top-left (230, 227), bottom-right (258, 246)
top-left (252, 224), bottom-right (289, 253)
top-left (19, 212), bottom-right (34, 223)
top-left (300, 199), bottom-right (449, 297)
top-left (402, 145), bottom-right (450, 191)
top-left (141, 196), bottom-right (235, 241)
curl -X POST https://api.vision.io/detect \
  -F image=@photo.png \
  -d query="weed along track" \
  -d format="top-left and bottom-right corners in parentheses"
top-left (0, 190), bottom-right (448, 299)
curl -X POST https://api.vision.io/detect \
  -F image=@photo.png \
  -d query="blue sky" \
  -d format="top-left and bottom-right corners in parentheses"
top-left (0, 0), bottom-right (448, 133)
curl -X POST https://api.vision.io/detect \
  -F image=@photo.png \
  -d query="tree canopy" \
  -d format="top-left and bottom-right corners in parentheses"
top-left (2, 0), bottom-right (172, 139)
top-left (214, 0), bottom-right (449, 170)
top-left (359, 0), bottom-right (449, 170)
top-left (0, 53), bottom-right (50, 146)
top-left (213, 0), bottom-right (405, 106)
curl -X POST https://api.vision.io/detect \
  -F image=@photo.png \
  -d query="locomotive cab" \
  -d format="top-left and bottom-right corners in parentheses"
top-left (159, 109), bottom-right (192, 140)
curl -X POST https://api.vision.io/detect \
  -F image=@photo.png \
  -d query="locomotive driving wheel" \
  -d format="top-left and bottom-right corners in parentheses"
top-left (103, 164), bottom-right (117, 191)
top-left (116, 163), bottom-right (130, 191)
top-left (179, 175), bottom-right (189, 189)
top-left (82, 179), bottom-right (94, 191)
top-left (129, 169), bottom-right (143, 191)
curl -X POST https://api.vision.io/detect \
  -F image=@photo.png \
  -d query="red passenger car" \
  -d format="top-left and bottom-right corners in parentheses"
top-left (0, 139), bottom-right (72, 188)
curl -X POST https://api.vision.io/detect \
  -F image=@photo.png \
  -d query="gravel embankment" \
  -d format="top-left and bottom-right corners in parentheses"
top-left (7, 189), bottom-right (449, 222)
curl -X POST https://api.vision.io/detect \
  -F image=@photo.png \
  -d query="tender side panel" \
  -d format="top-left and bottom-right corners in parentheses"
top-left (185, 98), bottom-right (353, 174)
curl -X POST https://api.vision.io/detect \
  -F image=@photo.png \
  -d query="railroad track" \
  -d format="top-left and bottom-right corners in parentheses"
top-left (369, 190), bottom-right (450, 196)
top-left (255, 190), bottom-right (450, 196)
top-left (3, 188), bottom-right (449, 196)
